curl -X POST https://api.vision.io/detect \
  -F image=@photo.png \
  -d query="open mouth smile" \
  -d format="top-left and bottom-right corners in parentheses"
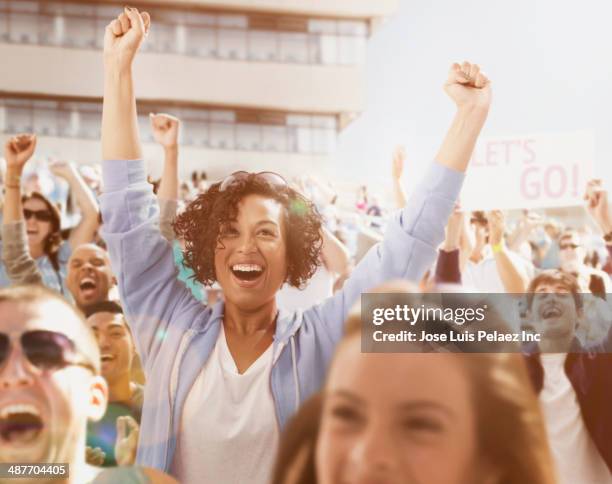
top-left (0, 404), bottom-right (44, 446)
top-left (541, 304), bottom-right (563, 319)
top-left (230, 263), bottom-right (265, 287)
top-left (78, 277), bottom-right (98, 298)
top-left (100, 354), bottom-right (115, 364)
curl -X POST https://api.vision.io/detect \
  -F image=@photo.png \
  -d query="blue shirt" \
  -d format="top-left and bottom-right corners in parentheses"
top-left (0, 240), bottom-right (72, 296)
top-left (100, 158), bottom-right (463, 473)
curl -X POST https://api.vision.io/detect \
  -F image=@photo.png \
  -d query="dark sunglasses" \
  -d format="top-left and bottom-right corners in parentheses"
top-left (560, 243), bottom-right (580, 250)
top-left (0, 330), bottom-right (96, 374)
top-left (219, 171), bottom-right (288, 192)
top-left (23, 209), bottom-right (54, 222)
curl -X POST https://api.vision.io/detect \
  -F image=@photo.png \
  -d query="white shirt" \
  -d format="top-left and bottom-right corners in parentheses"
top-left (171, 326), bottom-right (279, 484)
top-left (277, 264), bottom-right (334, 312)
top-left (539, 354), bottom-right (612, 484)
top-left (463, 248), bottom-right (535, 293)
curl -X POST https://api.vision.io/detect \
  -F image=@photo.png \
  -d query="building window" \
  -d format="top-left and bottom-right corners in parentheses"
top-left (236, 123), bottom-right (261, 151)
top-left (56, 109), bottom-right (75, 137)
top-left (262, 125), bottom-right (287, 152)
top-left (185, 25), bottom-right (216, 57)
top-left (138, 114), bottom-right (154, 143)
top-left (0, 105), bottom-right (6, 132)
top-left (77, 105), bottom-right (101, 139)
top-left (1, 97), bottom-right (339, 155)
top-left (279, 32), bottom-right (308, 64)
top-left (184, 120), bottom-right (210, 147)
top-left (5, 101), bottom-right (33, 133)
top-left (148, 22), bottom-right (178, 54)
top-left (0, 3), bottom-right (8, 42)
top-left (210, 123), bottom-right (234, 150)
top-left (33, 101), bottom-right (59, 137)
top-left (64, 14), bottom-right (96, 48)
top-left (8, 12), bottom-right (37, 44)
top-left (218, 28), bottom-right (247, 60)
top-left (0, 1), bottom-right (368, 66)
top-left (248, 30), bottom-right (277, 62)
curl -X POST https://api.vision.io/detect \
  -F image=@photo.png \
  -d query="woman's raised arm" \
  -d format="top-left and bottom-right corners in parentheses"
top-left (101, 7), bottom-right (150, 161)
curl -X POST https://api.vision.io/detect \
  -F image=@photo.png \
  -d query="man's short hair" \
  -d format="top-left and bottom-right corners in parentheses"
top-left (83, 300), bottom-right (123, 319)
top-left (0, 285), bottom-right (101, 374)
top-left (526, 269), bottom-right (583, 311)
top-left (559, 229), bottom-right (580, 242)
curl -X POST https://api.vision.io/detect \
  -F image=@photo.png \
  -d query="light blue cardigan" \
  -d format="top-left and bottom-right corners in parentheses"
top-left (99, 159), bottom-right (463, 472)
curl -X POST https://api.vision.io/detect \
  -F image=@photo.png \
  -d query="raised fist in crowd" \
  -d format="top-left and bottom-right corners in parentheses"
top-left (4, 134), bottom-right (37, 173)
top-left (49, 159), bottom-right (79, 181)
top-left (584, 178), bottom-right (612, 235)
top-left (150, 113), bottom-right (180, 149)
top-left (104, 6), bottom-right (151, 69)
top-left (487, 210), bottom-right (505, 246)
top-left (444, 61), bottom-right (492, 111)
top-left (391, 145), bottom-right (406, 180)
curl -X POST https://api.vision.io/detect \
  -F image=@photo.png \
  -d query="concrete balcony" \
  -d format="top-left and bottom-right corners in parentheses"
top-left (0, 43), bottom-right (365, 116)
top-left (109, 0), bottom-right (399, 20)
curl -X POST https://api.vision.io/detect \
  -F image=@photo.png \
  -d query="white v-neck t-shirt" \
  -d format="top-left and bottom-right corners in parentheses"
top-left (539, 354), bottom-right (611, 484)
top-left (171, 325), bottom-right (279, 484)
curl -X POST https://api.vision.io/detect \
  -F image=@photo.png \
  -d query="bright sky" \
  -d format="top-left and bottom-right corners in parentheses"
top-left (334, 0), bottom-right (612, 204)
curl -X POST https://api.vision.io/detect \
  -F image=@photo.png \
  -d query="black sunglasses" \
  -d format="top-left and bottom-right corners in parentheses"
top-left (560, 243), bottom-right (580, 250)
top-left (219, 171), bottom-right (288, 192)
top-left (23, 209), bottom-right (54, 222)
top-left (0, 330), bottom-right (96, 374)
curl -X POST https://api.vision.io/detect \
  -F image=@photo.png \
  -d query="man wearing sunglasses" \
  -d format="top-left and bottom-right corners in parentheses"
top-left (0, 285), bottom-right (177, 484)
top-left (558, 229), bottom-right (611, 294)
top-left (0, 285), bottom-right (106, 483)
top-left (2, 135), bottom-right (101, 298)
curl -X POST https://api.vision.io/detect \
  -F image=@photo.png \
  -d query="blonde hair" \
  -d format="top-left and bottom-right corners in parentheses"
top-left (0, 285), bottom-right (101, 374)
top-left (274, 282), bottom-right (557, 484)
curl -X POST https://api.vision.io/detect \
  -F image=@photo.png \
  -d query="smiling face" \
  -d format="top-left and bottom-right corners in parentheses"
top-left (23, 197), bottom-right (54, 254)
top-left (558, 233), bottom-right (585, 272)
top-left (86, 312), bottom-right (133, 388)
top-left (214, 194), bottom-right (288, 311)
top-left (528, 280), bottom-right (580, 341)
top-left (66, 245), bottom-right (114, 310)
top-left (469, 213), bottom-right (489, 249)
top-left (0, 297), bottom-right (106, 465)
top-left (316, 338), bottom-right (490, 484)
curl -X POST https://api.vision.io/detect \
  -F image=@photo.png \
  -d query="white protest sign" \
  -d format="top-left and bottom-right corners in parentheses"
top-left (460, 131), bottom-right (594, 210)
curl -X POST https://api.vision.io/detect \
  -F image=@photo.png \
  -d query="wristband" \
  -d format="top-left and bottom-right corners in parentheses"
top-left (492, 241), bottom-right (504, 254)
top-left (5, 172), bottom-right (21, 187)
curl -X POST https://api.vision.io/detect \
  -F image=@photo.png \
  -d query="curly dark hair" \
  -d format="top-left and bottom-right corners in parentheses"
top-left (22, 191), bottom-right (62, 271)
top-left (174, 175), bottom-right (323, 288)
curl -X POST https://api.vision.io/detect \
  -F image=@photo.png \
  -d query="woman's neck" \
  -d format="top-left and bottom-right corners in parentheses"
top-left (29, 242), bottom-right (44, 259)
top-left (223, 298), bottom-right (278, 336)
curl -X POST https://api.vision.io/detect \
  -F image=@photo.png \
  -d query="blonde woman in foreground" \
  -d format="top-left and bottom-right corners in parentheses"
top-left (273, 284), bottom-right (557, 484)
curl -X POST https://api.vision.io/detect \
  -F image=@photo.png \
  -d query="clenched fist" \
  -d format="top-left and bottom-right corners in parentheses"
top-left (487, 210), bottom-right (505, 246)
top-left (104, 7), bottom-right (151, 70)
top-left (85, 446), bottom-right (106, 467)
top-left (150, 113), bottom-right (180, 149)
top-left (4, 134), bottom-right (37, 173)
top-left (444, 61), bottom-right (491, 111)
top-left (49, 159), bottom-right (78, 181)
top-left (585, 179), bottom-right (612, 234)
